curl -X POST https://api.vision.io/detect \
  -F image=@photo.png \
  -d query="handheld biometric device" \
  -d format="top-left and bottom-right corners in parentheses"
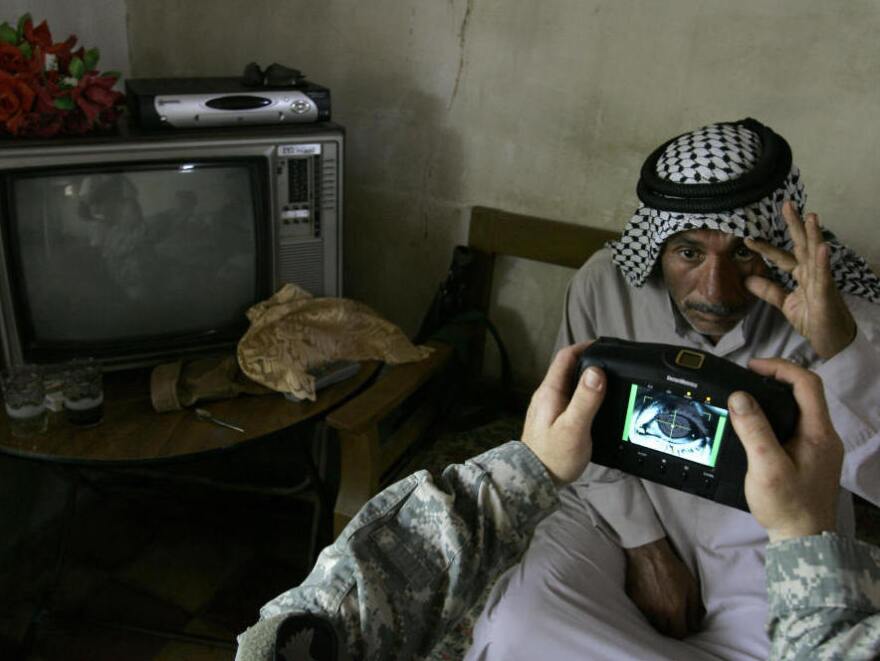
top-left (577, 337), bottom-right (798, 511)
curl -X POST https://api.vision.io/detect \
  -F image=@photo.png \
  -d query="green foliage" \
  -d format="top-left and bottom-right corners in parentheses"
top-left (83, 48), bottom-right (99, 71)
top-left (53, 97), bottom-right (75, 110)
top-left (0, 22), bottom-right (16, 44)
top-left (69, 56), bottom-right (85, 79)
top-left (15, 13), bottom-right (30, 40)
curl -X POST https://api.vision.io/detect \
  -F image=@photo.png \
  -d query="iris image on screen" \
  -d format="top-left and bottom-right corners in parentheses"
top-left (622, 384), bottom-right (727, 467)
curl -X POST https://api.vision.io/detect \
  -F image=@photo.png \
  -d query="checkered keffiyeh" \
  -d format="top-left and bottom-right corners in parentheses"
top-left (610, 119), bottom-right (880, 304)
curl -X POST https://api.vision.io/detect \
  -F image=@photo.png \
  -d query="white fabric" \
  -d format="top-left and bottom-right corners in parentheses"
top-left (466, 249), bottom-right (880, 661)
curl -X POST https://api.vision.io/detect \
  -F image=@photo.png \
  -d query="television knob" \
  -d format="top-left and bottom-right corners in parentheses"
top-left (291, 100), bottom-right (311, 114)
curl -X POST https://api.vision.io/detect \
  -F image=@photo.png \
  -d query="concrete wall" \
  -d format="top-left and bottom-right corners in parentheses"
top-left (126, 0), bottom-right (880, 388)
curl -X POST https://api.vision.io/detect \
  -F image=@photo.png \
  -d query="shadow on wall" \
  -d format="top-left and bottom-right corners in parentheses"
top-left (340, 84), bottom-right (468, 338)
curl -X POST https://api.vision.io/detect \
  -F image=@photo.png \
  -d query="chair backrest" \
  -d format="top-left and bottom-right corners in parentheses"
top-left (468, 206), bottom-right (619, 270)
top-left (464, 206), bottom-right (619, 385)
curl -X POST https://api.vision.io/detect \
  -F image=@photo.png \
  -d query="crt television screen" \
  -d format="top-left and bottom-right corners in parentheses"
top-left (9, 162), bottom-right (262, 349)
top-left (621, 383), bottom-right (728, 468)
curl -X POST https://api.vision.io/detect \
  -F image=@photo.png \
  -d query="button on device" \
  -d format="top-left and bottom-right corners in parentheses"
top-left (291, 99), bottom-right (311, 114)
top-left (675, 349), bottom-right (705, 369)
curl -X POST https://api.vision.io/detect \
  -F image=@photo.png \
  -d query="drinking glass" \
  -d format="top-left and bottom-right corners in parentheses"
top-left (1, 365), bottom-right (49, 437)
top-left (62, 358), bottom-right (104, 427)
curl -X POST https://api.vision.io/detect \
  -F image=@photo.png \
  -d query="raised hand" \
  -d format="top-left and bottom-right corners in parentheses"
top-left (744, 201), bottom-right (856, 359)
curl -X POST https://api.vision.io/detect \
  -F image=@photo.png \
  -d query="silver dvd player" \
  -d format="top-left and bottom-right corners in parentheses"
top-left (126, 77), bottom-right (331, 130)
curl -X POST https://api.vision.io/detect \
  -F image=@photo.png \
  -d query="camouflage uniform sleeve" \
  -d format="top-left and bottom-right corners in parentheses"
top-left (766, 531), bottom-right (880, 661)
top-left (235, 440), bottom-right (559, 661)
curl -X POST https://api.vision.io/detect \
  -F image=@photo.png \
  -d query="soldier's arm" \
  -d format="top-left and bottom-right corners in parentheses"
top-left (236, 343), bottom-right (605, 660)
top-left (236, 441), bottom-right (560, 661)
top-left (729, 359), bottom-right (880, 660)
top-left (766, 533), bottom-right (880, 661)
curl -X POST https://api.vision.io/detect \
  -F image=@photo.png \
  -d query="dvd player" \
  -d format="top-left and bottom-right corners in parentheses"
top-left (126, 77), bottom-right (331, 130)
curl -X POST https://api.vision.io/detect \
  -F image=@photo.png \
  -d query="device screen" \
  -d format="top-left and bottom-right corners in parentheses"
top-left (621, 383), bottom-right (728, 467)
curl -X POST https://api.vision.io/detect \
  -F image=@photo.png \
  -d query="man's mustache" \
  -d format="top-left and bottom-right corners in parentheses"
top-left (684, 300), bottom-right (748, 317)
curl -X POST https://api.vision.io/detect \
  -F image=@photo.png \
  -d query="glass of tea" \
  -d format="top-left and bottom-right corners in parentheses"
top-left (1, 365), bottom-right (49, 437)
top-left (62, 358), bottom-right (104, 427)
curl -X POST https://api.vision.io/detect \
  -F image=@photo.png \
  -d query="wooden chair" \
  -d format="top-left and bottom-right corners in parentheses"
top-left (326, 206), bottom-right (618, 534)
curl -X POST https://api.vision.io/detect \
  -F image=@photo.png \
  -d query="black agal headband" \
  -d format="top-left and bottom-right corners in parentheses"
top-left (636, 118), bottom-right (792, 213)
top-left (609, 118), bottom-right (880, 304)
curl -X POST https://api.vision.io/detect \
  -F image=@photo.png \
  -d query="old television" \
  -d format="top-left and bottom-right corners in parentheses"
top-left (0, 123), bottom-right (343, 370)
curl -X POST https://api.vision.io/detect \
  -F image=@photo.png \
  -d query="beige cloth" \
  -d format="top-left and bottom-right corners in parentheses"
top-left (237, 284), bottom-right (432, 401)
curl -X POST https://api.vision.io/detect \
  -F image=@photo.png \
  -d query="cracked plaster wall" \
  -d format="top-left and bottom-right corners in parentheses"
top-left (124, 0), bottom-right (880, 389)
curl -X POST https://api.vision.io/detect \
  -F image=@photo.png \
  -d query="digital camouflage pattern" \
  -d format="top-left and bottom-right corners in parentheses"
top-left (235, 441), bottom-right (880, 661)
top-left (766, 532), bottom-right (880, 660)
top-left (235, 441), bottom-right (559, 661)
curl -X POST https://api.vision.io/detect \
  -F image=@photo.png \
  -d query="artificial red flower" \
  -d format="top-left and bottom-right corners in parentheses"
top-left (17, 108), bottom-right (62, 137)
top-left (0, 70), bottom-right (36, 134)
top-left (23, 18), bottom-right (53, 50)
top-left (71, 73), bottom-right (124, 125)
top-left (0, 43), bottom-right (28, 74)
top-left (22, 17), bottom-right (52, 48)
top-left (0, 13), bottom-right (124, 138)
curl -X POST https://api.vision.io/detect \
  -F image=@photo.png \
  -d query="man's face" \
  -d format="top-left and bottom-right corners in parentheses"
top-left (660, 229), bottom-right (767, 340)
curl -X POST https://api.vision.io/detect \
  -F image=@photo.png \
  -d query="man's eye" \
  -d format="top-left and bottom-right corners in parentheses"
top-left (677, 248), bottom-right (700, 261)
top-left (734, 246), bottom-right (756, 261)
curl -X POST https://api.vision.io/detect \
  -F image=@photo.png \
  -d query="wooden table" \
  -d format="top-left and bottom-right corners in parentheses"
top-left (0, 362), bottom-right (380, 466)
top-left (0, 360), bottom-right (380, 568)
top-left (1, 361), bottom-right (381, 650)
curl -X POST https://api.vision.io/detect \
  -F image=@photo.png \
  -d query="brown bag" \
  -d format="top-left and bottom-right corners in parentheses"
top-left (150, 354), bottom-right (271, 413)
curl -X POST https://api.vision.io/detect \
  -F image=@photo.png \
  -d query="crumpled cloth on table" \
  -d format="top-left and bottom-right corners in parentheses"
top-left (237, 284), bottom-right (432, 401)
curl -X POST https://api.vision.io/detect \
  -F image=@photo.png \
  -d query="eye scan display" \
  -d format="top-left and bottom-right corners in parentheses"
top-left (623, 384), bottom-right (728, 467)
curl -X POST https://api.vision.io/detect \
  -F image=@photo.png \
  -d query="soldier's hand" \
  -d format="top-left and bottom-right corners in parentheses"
top-left (744, 201), bottom-right (856, 359)
top-left (522, 341), bottom-right (606, 485)
top-left (728, 358), bottom-right (843, 542)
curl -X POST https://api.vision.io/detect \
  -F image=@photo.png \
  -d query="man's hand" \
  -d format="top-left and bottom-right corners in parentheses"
top-left (521, 341), bottom-right (606, 486)
top-left (624, 538), bottom-right (703, 639)
top-left (728, 357), bottom-right (843, 542)
top-left (744, 201), bottom-right (856, 359)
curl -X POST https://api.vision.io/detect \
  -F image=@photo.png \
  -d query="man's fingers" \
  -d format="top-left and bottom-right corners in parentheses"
top-left (815, 241), bottom-right (833, 293)
top-left (744, 238), bottom-right (797, 273)
top-left (686, 588), bottom-right (703, 633)
top-left (744, 275), bottom-right (788, 310)
top-left (783, 200), bottom-right (808, 263)
top-left (804, 213), bottom-right (822, 272)
top-left (667, 611), bottom-right (688, 640)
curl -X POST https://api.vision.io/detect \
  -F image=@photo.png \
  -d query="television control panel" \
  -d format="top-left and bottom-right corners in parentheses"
top-left (274, 137), bottom-right (341, 297)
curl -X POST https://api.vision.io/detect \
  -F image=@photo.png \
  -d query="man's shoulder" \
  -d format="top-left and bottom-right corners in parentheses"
top-left (572, 248), bottom-right (627, 289)
top-left (571, 248), bottom-right (655, 305)
top-left (577, 247), bottom-right (616, 273)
